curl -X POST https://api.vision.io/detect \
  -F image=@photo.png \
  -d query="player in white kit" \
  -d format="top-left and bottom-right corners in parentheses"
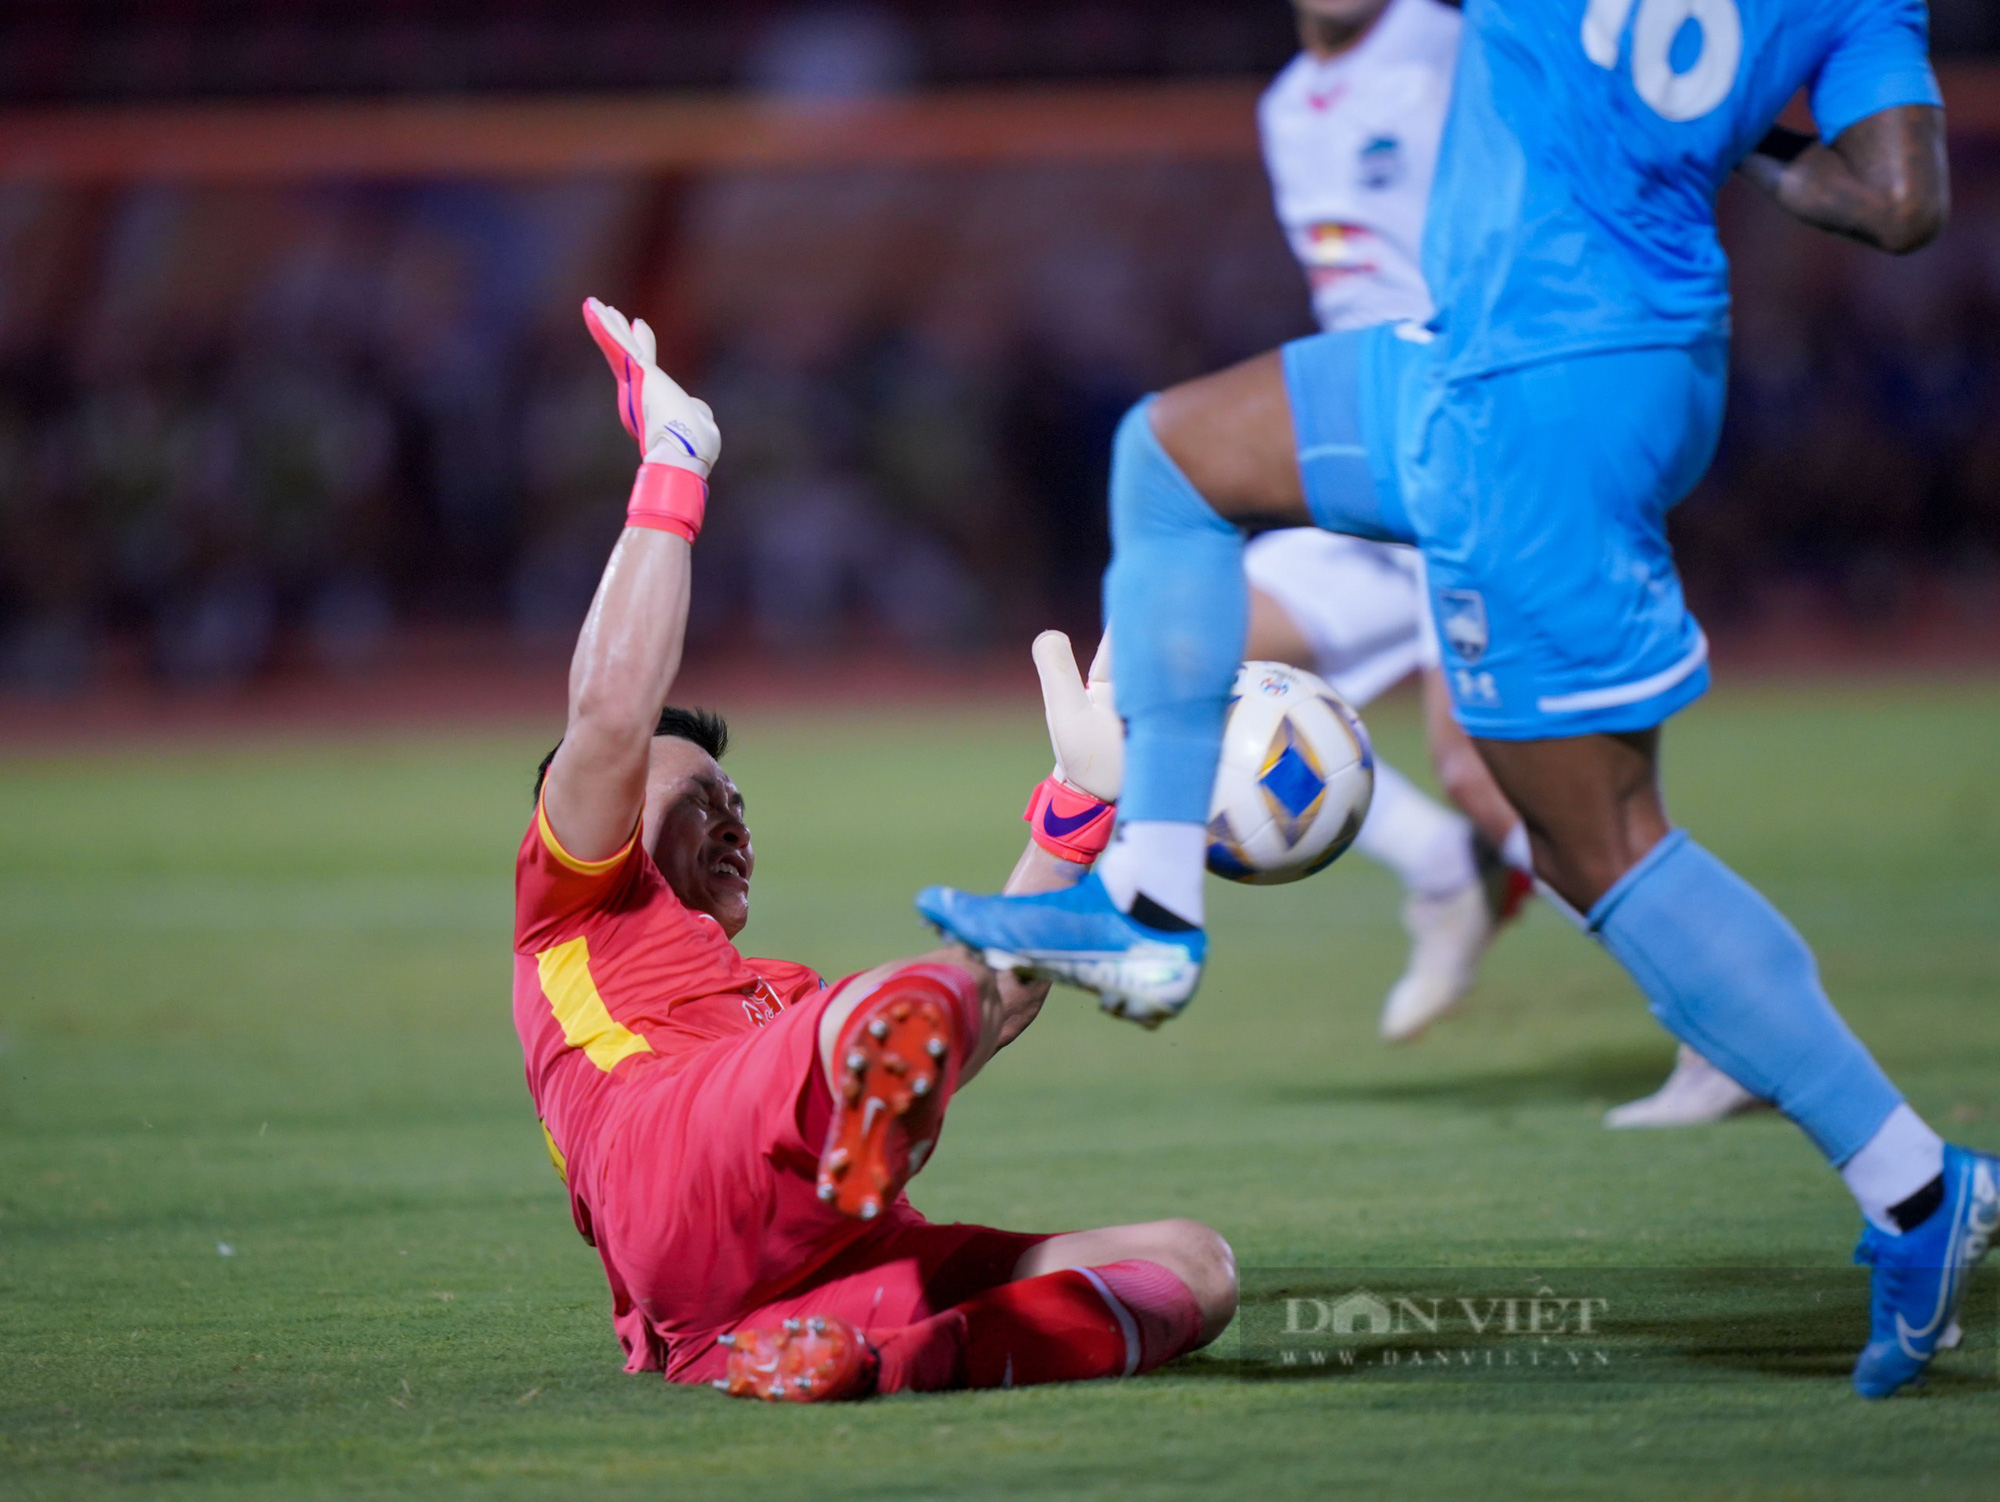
top-left (1244, 0), bottom-right (1523, 1045)
top-left (1241, 0), bottom-right (1755, 1122)
top-left (1013, 0), bottom-right (1753, 1119)
top-left (1020, 0), bottom-right (1529, 1043)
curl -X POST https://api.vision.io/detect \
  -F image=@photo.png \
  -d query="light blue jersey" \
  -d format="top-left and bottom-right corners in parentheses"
top-left (1424, 0), bottom-right (1943, 378)
top-left (939, 0), bottom-right (1978, 1376)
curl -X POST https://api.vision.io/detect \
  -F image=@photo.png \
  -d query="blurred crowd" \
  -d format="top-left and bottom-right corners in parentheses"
top-left (0, 2), bottom-right (1294, 105)
top-left (0, 156), bottom-right (1310, 689)
top-left (0, 0), bottom-right (1998, 692)
top-left (0, 0), bottom-right (1990, 104)
top-left (1683, 149), bottom-right (2000, 627)
top-left (5, 144), bottom-right (2000, 693)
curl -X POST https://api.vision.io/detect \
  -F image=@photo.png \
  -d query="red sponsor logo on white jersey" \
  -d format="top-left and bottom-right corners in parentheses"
top-left (1303, 222), bottom-right (1378, 277)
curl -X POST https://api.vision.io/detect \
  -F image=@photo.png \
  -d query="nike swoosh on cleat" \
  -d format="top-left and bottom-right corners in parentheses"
top-left (1040, 805), bottom-right (1105, 838)
top-left (1895, 1159), bottom-right (1975, 1357)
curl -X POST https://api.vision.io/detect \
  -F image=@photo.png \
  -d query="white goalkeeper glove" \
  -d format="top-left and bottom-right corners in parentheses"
top-left (583, 296), bottom-right (719, 477)
top-left (583, 296), bottom-right (720, 542)
top-left (1020, 630), bottom-right (1124, 864)
top-left (1032, 629), bottom-right (1122, 802)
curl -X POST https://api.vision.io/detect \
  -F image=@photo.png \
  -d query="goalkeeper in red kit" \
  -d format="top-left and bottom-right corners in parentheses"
top-left (512, 298), bottom-right (1236, 1402)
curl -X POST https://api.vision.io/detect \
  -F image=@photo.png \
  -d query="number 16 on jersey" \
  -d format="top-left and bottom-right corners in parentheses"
top-left (1583, 0), bottom-right (1743, 123)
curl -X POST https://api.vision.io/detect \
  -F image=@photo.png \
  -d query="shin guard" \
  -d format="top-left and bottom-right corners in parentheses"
top-left (1103, 400), bottom-right (1248, 825)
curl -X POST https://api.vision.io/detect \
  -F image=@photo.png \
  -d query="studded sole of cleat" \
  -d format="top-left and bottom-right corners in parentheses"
top-left (815, 983), bottom-right (955, 1220)
top-left (714, 1316), bottom-right (873, 1402)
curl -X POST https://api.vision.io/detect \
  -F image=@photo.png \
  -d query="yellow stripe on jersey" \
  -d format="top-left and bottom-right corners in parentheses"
top-left (536, 936), bottom-right (654, 1072)
top-left (536, 797), bottom-right (638, 876)
top-left (540, 1119), bottom-right (569, 1185)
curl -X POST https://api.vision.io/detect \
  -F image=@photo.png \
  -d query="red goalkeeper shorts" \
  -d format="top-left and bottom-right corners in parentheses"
top-left (572, 973), bottom-right (1052, 1382)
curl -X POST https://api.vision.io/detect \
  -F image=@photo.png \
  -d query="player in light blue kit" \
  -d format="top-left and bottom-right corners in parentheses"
top-left (920, 0), bottom-right (1996, 1397)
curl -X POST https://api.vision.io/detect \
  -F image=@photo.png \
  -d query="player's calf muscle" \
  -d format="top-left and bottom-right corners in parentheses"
top-left (1473, 733), bottom-right (1668, 910)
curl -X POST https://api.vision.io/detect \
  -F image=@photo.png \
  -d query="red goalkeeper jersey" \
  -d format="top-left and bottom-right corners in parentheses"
top-left (511, 799), bottom-right (824, 1241)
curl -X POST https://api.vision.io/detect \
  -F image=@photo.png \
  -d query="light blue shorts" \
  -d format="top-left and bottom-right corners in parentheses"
top-left (1280, 321), bottom-right (1426, 548)
top-left (1283, 327), bottom-right (1725, 740)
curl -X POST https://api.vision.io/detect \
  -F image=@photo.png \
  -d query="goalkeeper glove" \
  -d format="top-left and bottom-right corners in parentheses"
top-left (1022, 630), bottom-right (1125, 863)
top-left (582, 296), bottom-right (721, 542)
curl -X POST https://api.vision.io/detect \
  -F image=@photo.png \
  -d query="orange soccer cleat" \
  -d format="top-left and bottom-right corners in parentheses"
top-left (815, 968), bottom-right (965, 1221)
top-left (713, 1315), bottom-right (876, 1402)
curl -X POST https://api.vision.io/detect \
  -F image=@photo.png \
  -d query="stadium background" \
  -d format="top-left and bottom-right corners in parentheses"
top-left (4, 6), bottom-right (2000, 1499)
top-left (1, 0), bottom-right (1998, 713)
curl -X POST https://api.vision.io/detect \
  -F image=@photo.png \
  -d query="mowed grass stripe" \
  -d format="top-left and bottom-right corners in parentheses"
top-left (1, 681), bottom-right (1998, 1499)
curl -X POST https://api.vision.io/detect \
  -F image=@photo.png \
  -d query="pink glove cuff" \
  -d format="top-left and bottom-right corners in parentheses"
top-left (626, 463), bottom-right (707, 543)
top-left (1023, 775), bottom-right (1115, 864)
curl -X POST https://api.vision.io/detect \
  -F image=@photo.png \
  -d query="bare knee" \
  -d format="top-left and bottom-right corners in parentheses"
top-left (1519, 801), bottom-right (1669, 911)
top-left (1149, 353), bottom-right (1307, 523)
top-left (1472, 730), bottom-right (1669, 911)
top-left (1020, 1218), bottom-right (1238, 1346)
top-left (1152, 1219), bottom-right (1238, 1344)
top-left (1528, 836), bottom-right (1649, 914)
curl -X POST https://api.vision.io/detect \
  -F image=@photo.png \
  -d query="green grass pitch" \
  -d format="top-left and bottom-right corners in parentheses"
top-left (3, 680), bottom-right (1999, 1500)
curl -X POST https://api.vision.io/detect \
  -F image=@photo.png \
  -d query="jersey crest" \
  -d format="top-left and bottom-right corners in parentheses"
top-left (1438, 589), bottom-right (1490, 666)
top-left (1358, 135), bottom-right (1406, 191)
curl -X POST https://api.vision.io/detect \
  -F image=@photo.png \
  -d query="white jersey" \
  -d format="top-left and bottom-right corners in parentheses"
top-left (1244, 529), bottom-right (1428, 707)
top-left (1257, 0), bottom-right (1459, 334)
top-left (1248, 0), bottom-right (1460, 702)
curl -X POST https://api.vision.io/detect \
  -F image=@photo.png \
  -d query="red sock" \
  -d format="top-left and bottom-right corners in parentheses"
top-left (871, 1261), bottom-right (1202, 1393)
top-left (1089, 1258), bottom-right (1205, 1372)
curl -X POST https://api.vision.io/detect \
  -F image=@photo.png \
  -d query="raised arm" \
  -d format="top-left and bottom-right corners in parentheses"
top-left (1738, 104), bottom-right (1949, 255)
top-left (540, 299), bottom-right (721, 863)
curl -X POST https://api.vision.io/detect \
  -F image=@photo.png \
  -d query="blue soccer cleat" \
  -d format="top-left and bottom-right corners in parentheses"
top-left (915, 873), bottom-right (1206, 1027)
top-left (1852, 1144), bottom-right (2000, 1398)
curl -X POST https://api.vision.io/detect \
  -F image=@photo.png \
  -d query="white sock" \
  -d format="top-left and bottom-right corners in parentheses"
top-left (1841, 1104), bottom-right (1946, 1233)
top-left (1501, 822), bottom-right (1532, 874)
top-left (1352, 760), bottom-right (1476, 900)
top-left (1095, 820), bottom-right (1206, 927)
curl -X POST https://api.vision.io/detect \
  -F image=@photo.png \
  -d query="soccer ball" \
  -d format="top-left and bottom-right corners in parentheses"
top-left (1205, 662), bottom-right (1374, 885)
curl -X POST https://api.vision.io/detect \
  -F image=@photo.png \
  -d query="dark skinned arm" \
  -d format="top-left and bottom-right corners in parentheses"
top-left (1737, 103), bottom-right (1949, 255)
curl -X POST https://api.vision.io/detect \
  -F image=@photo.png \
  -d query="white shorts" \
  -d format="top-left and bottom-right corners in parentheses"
top-left (1242, 530), bottom-right (1437, 708)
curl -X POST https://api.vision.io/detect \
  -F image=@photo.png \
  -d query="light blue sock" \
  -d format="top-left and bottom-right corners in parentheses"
top-left (1590, 830), bottom-right (1902, 1165)
top-left (1104, 398), bottom-right (1247, 824)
